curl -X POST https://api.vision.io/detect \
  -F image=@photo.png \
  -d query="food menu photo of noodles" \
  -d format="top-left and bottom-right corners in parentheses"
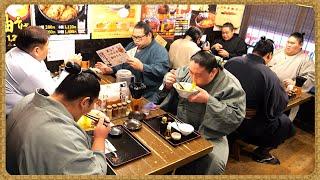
top-left (34, 4), bottom-right (88, 36)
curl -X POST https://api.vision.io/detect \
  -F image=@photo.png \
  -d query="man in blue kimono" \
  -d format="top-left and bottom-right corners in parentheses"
top-left (95, 21), bottom-right (169, 102)
top-left (224, 37), bottom-right (296, 164)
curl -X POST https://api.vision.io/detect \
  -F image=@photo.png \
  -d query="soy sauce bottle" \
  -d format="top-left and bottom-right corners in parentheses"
top-left (160, 116), bottom-right (168, 134)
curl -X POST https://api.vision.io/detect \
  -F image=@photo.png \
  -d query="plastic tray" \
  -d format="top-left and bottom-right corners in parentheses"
top-left (105, 125), bottom-right (151, 167)
top-left (143, 113), bottom-right (201, 147)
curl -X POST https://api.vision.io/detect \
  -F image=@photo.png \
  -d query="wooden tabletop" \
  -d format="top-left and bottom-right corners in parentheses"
top-left (98, 74), bottom-right (214, 175)
top-left (285, 92), bottom-right (313, 111)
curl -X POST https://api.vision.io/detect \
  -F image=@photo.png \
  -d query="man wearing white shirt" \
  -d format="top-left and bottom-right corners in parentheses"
top-left (5, 26), bottom-right (67, 114)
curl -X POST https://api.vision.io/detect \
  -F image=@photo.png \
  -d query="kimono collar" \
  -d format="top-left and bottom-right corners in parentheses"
top-left (202, 68), bottom-right (225, 91)
top-left (33, 89), bottom-right (74, 121)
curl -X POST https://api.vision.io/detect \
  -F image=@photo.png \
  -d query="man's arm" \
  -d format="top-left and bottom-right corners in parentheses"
top-left (298, 58), bottom-right (315, 92)
top-left (199, 83), bottom-right (246, 139)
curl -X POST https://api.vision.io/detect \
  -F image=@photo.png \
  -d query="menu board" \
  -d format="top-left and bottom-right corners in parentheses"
top-left (34, 4), bottom-right (89, 40)
top-left (215, 5), bottom-right (245, 29)
top-left (5, 5), bottom-right (31, 51)
top-left (96, 43), bottom-right (130, 67)
top-left (141, 5), bottom-right (191, 39)
top-left (88, 5), bottom-right (141, 39)
top-left (174, 18), bottom-right (190, 36)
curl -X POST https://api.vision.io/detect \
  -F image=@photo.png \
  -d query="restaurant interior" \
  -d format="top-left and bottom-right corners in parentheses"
top-left (4, 4), bottom-right (316, 176)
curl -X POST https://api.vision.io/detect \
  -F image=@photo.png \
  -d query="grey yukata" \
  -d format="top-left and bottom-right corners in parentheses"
top-left (6, 89), bottom-right (108, 175)
top-left (174, 66), bottom-right (246, 175)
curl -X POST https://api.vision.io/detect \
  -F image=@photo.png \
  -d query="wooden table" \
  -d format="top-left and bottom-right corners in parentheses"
top-left (285, 92), bottom-right (313, 111)
top-left (98, 74), bottom-right (214, 175)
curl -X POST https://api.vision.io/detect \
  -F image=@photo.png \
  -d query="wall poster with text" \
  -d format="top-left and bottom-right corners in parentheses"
top-left (215, 4), bottom-right (245, 29)
top-left (88, 5), bottom-right (141, 39)
top-left (5, 4), bottom-right (31, 51)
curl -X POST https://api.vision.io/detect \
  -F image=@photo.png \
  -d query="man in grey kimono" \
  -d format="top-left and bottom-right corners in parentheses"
top-left (163, 50), bottom-right (246, 174)
top-left (6, 62), bottom-right (111, 175)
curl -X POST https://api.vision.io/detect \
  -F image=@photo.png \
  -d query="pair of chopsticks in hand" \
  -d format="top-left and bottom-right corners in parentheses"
top-left (84, 114), bottom-right (110, 127)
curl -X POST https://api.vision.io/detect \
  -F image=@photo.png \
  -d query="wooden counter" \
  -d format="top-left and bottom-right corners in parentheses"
top-left (98, 74), bottom-right (214, 175)
top-left (285, 92), bottom-right (313, 111)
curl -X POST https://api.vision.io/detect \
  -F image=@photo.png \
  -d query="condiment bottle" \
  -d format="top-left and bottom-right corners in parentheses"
top-left (106, 105), bottom-right (113, 119)
top-left (112, 104), bottom-right (118, 118)
top-left (122, 102), bottom-right (128, 116)
top-left (164, 123), bottom-right (172, 140)
top-left (117, 103), bottom-right (123, 117)
top-left (126, 100), bottom-right (132, 114)
top-left (160, 116), bottom-right (168, 134)
top-left (59, 63), bottom-right (65, 74)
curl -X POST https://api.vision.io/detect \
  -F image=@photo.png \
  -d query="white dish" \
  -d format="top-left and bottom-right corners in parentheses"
top-left (170, 122), bottom-right (194, 136)
top-left (173, 82), bottom-right (199, 98)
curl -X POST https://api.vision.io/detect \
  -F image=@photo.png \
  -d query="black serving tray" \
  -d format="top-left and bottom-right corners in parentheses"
top-left (143, 113), bottom-right (201, 147)
top-left (106, 125), bottom-right (151, 167)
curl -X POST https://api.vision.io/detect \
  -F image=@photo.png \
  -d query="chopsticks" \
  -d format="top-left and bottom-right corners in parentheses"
top-left (84, 114), bottom-right (110, 127)
top-left (177, 82), bottom-right (185, 90)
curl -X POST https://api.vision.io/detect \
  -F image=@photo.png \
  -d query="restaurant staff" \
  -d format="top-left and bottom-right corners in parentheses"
top-left (5, 26), bottom-right (68, 114)
top-left (6, 62), bottom-right (111, 175)
top-left (95, 21), bottom-right (169, 102)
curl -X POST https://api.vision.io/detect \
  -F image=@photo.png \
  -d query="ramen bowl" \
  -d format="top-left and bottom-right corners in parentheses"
top-left (178, 123), bottom-right (194, 136)
top-left (173, 82), bottom-right (199, 99)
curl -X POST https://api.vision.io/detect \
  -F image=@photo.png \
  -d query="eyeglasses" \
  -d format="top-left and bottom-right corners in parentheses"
top-left (132, 34), bottom-right (146, 40)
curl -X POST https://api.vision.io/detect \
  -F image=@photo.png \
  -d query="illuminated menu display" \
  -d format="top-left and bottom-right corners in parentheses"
top-left (34, 5), bottom-right (88, 36)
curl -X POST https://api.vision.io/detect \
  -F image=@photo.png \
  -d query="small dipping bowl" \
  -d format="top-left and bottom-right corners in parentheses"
top-left (109, 126), bottom-right (123, 137)
top-left (123, 119), bottom-right (142, 131)
top-left (171, 132), bottom-right (181, 141)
